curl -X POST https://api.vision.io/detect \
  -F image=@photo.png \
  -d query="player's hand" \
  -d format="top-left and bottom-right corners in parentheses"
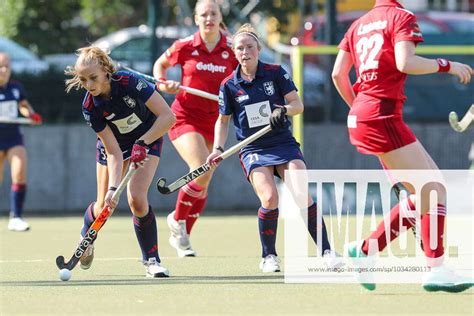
top-left (449, 61), bottom-right (473, 85)
top-left (105, 188), bottom-right (118, 209)
top-left (206, 151), bottom-right (222, 168)
top-left (270, 105), bottom-right (287, 130)
top-left (131, 140), bottom-right (149, 168)
top-left (30, 113), bottom-right (42, 125)
top-left (156, 80), bottom-right (180, 94)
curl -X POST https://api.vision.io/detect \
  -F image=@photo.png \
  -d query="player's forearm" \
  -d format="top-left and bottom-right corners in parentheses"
top-left (18, 100), bottom-right (35, 117)
top-left (213, 116), bottom-right (230, 149)
top-left (285, 99), bottom-right (303, 116)
top-left (106, 152), bottom-right (123, 189)
top-left (396, 54), bottom-right (439, 75)
top-left (332, 76), bottom-right (355, 108)
top-left (141, 110), bottom-right (176, 145)
top-left (152, 55), bottom-right (170, 79)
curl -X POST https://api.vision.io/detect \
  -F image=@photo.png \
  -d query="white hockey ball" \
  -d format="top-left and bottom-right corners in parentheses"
top-left (59, 268), bottom-right (71, 281)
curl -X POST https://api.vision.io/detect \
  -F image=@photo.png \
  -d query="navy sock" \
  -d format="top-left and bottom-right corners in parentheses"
top-left (258, 207), bottom-right (279, 257)
top-left (81, 202), bottom-right (96, 237)
top-left (133, 206), bottom-right (159, 262)
top-left (307, 202), bottom-right (331, 254)
top-left (10, 184), bottom-right (26, 218)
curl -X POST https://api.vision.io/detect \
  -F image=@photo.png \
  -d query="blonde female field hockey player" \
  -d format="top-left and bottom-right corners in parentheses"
top-left (66, 46), bottom-right (175, 278)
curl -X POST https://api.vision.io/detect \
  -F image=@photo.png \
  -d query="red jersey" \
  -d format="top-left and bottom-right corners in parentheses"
top-left (338, 0), bottom-right (423, 103)
top-left (164, 31), bottom-right (238, 127)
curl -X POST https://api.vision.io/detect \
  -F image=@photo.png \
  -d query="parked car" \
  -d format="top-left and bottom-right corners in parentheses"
top-left (0, 37), bottom-right (49, 74)
top-left (92, 25), bottom-right (193, 74)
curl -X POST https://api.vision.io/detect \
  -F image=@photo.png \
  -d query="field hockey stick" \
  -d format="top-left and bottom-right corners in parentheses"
top-left (118, 64), bottom-right (219, 102)
top-left (0, 117), bottom-right (34, 125)
top-left (157, 125), bottom-right (273, 194)
top-left (449, 104), bottom-right (474, 132)
top-left (56, 166), bottom-right (137, 271)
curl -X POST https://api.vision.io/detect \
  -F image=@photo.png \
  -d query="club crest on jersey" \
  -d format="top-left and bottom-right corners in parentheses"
top-left (263, 82), bottom-right (275, 96)
top-left (12, 89), bottom-right (20, 99)
top-left (123, 95), bottom-right (136, 108)
top-left (222, 51), bottom-right (229, 59)
top-left (136, 79), bottom-right (148, 92)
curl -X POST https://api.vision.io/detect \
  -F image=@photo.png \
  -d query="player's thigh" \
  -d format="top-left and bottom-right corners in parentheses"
top-left (7, 145), bottom-right (27, 183)
top-left (249, 166), bottom-right (279, 206)
top-left (127, 156), bottom-right (160, 200)
top-left (172, 132), bottom-right (211, 169)
top-left (378, 140), bottom-right (439, 170)
top-left (276, 160), bottom-right (313, 207)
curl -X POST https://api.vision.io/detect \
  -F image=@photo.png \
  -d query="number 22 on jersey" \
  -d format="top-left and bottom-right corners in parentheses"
top-left (355, 33), bottom-right (384, 75)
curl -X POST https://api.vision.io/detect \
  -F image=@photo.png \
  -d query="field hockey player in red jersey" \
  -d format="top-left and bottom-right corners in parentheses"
top-left (332, 0), bottom-right (473, 292)
top-left (153, 0), bottom-right (238, 257)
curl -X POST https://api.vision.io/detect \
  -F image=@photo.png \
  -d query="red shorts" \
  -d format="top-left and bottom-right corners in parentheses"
top-left (348, 117), bottom-right (416, 155)
top-left (168, 119), bottom-right (215, 143)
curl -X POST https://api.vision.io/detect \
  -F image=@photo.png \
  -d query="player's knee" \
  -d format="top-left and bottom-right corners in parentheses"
top-left (128, 195), bottom-right (147, 216)
top-left (259, 190), bottom-right (279, 209)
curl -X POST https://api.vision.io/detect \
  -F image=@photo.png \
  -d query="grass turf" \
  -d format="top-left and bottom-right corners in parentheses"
top-left (0, 215), bottom-right (473, 315)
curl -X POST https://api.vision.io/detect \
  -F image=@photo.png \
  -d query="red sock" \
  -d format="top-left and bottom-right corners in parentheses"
top-left (362, 198), bottom-right (416, 255)
top-left (174, 181), bottom-right (204, 221)
top-left (421, 204), bottom-right (446, 267)
top-left (186, 194), bottom-right (207, 234)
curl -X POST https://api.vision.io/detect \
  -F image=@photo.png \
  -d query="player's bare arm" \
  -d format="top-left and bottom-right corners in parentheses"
top-left (282, 90), bottom-right (303, 116)
top-left (97, 126), bottom-right (123, 209)
top-left (332, 50), bottom-right (355, 108)
top-left (18, 100), bottom-right (42, 125)
top-left (395, 41), bottom-right (473, 84)
top-left (207, 114), bottom-right (230, 167)
top-left (139, 91), bottom-right (176, 145)
top-left (152, 53), bottom-right (180, 94)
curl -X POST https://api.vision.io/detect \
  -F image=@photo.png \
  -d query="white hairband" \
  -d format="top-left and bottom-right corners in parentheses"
top-left (234, 31), bottom-right (259, 43)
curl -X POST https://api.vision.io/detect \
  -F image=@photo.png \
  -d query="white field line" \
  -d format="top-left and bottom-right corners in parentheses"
top-left (0, 257), bottom-right (150, 264)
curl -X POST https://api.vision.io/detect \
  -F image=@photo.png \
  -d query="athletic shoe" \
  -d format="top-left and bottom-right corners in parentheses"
top-left (323, 249), bottom-right (345, 269)
top-left (167, 211), bottom-right (192, 253)
top-left (168, 235), bottom-right (196, 257)
top-left (345, 240), bottom-right (376, 291)
top-left (259, 254), bottom-right (281, 273)
top-left (80, 242), bottom-right (94, 270)
top-left (144, 257), bottom-right (170, 278)
top-left (422, 265), bottom-right (473, 293)
top-left (7, 217), bottom-right (30, 232)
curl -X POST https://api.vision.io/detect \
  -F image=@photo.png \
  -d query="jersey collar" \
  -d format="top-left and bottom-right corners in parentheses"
top-left (193, 30), bottom-right (226, 50)
top-left (233, 60), bottom-right (265, 84)
top-left (374, 0), bottom-right (404, 8)
top-left (91, 79), bottom-right (118, 107)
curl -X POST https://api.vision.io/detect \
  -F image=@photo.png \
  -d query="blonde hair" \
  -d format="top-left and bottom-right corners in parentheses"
top-left (233, 23), bottom-right (261, 49)
top-left (65, 46), bottom-right (116, 93)
top-left (194, 0), bottom-right (222, 16)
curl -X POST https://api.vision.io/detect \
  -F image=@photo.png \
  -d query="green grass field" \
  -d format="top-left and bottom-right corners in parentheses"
top-left (0, 215), bottom-right (472, 315)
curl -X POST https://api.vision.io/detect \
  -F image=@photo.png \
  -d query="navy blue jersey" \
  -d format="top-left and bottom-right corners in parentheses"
top-left (219, 61), bottom-right (297, 151)
top-left (0, 80), bottom-right (26, 143)
top-left (82, 71), bottom-right (157, 151)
